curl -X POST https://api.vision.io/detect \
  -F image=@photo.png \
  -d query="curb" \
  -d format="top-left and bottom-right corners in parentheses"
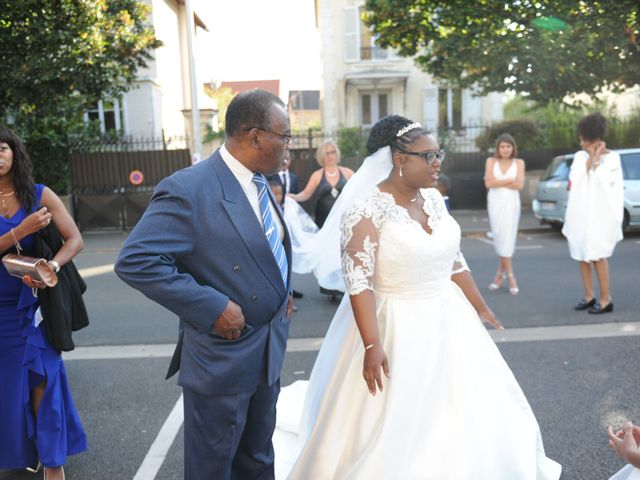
top-left (461, 227), bottom-right (554, 237)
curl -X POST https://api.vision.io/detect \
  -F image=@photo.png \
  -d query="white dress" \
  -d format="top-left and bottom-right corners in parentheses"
top-left (610, 465), bottom-right (640, 480)
top-left (274, 187), bottom-right (561, 480)
top-left (487, 159), bottom-right (521, 257)
top-left (562, 150), bottom-right (624, 261)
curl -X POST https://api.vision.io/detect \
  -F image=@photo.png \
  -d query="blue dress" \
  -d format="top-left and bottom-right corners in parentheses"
top-left (0, 184), bottom-right (87, 469)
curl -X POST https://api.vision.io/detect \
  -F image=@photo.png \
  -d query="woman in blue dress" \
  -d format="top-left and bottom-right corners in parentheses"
top-left (0, 126), bottom-right (86, 479)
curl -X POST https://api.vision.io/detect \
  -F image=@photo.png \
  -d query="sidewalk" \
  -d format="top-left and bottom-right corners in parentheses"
top-left (453, 207), bottom-right (553, 236)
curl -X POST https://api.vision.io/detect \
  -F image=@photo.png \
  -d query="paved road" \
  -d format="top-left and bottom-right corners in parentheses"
top-left (2, 228), bottom-right (640, 480)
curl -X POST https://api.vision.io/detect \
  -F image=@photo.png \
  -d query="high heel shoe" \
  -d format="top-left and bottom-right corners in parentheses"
top-left (574, 298), bottom-right (596, 311)
top-left (507, 273), bottom-right (519, 295)
top-left (25, 461), bottom-right (41, 473)
top-left (488, 272), bottom-right (505, 291)
top-left (588, 302), bottom-right (614, 314)
top-left (43, 466), bottom-right (65, 480)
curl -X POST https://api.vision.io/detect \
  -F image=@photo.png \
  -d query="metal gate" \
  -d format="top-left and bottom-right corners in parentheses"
top-left (69, 149), bottom-right (191, 230)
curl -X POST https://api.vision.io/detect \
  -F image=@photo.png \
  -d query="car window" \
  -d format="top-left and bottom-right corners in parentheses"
top-left (621, 153), bottom-right (640, 180)
top-left (542, 157), bottom-right (572, 181)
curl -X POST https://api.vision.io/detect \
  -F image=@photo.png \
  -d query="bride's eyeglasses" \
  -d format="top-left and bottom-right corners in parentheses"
top-left (398, 148), bottom-right (446, 166)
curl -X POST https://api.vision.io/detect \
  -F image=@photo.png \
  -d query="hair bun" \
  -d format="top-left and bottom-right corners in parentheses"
top-left (366, 115), bottom-right (413, 154)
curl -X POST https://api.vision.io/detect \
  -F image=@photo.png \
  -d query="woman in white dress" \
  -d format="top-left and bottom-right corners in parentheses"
top-left (484, 134), bottom-right (525, 295)
top-left (273, 116), bottom-right (561, 479)
top-left (562, 113), bottom-right (624, 314)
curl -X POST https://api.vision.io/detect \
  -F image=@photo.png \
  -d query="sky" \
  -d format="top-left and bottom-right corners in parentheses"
top-left (195, 1), bottom-right (322, 95)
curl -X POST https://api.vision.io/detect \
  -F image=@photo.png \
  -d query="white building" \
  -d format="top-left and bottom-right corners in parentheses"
top-left (85, 0), bottom-right (214, 147)
top-left (317, 0), bottom-right (504, 132)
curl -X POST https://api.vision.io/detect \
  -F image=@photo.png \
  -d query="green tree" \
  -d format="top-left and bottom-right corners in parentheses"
top-left (204, 84), bottom-right (236, 140)
top-left (364, 1), bottom-right (640, 105)
top-left (0, 0), bottom-right (160, 192)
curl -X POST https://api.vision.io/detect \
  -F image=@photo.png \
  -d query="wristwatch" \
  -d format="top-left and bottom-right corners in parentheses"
top-left (48, 260), bottom-right (61, 273)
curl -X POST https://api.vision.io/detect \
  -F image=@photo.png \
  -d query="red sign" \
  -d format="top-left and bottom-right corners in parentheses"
top-left (129, 170), bottom-right (144, 186)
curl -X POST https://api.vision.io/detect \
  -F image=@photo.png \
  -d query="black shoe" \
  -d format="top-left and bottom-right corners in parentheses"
top-left (588, 302), bottom-right (614, 314)
top-left (292, 290), bottom-right (304, 299)
top-left (575, 298), bottom-right (596, 311)
top-left (320, 286), bottom-right (343, 302)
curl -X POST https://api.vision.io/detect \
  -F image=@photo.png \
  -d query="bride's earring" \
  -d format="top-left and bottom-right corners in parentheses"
top-left (399, 166), bottom-right (403, 177)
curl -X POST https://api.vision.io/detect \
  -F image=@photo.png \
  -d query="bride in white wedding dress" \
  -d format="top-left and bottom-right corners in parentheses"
top-left (274, 116), bottom-right (561, 479)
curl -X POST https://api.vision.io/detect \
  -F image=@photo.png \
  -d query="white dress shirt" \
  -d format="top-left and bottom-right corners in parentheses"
top-left (219, 145), bottom-right (285, 242)
top-left (280, 170), bottom-right (290, 194)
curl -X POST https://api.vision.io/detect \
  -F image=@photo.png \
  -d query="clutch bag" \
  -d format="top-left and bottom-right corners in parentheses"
top-left (2, 253), bottom-right (58, 287)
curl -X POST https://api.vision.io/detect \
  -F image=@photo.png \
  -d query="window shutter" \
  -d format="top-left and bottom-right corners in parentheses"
top-left (344, 7), bottom-right (358, 61)
top-left (423, 87), bottom-right (439, 131)
top-left (462, 88), bottom-right (483, 126)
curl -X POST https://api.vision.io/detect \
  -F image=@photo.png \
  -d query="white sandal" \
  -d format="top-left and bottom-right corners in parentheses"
top-left (488, 272), bottom-right (505, 291)
top-left (508, 273), bottom-right (519, 295)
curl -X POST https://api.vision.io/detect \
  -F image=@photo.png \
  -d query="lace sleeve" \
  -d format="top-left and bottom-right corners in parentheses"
top-left (452, 250), bottom-right (470, 275)
top-left (340, 203), bottom-right (380, 296)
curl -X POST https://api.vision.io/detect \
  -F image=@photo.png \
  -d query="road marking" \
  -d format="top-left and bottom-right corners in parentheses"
top-left (473, 237), bottom-right (544, 250)
top-left (79, 248), bottom-right (122, 255)
top-left (491, 321), bottom-right (640, 343)
top-left (471, 237), bottom-right (542, 249)
top-left (64, 344), bottom-right (174, 360)
top-left (64, 322), bottom-right (640, 362)
top-left (133, 394), bottom-right (184, 480)
top-left (474, 237), bottom-right (493, 245)
top-left (78, 263), bottom-right (114, 279)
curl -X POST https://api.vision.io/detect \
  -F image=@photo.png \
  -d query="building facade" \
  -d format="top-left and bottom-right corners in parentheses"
top-left (84, 0), bottom-right (213, 145)
top-left (317, 0), bottom-right (504, 133)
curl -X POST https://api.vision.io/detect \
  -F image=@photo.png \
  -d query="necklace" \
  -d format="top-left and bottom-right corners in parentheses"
top-left (0, 190), bottom-right (15, 218)
top-left (325, 168), bottom-right (338, 177)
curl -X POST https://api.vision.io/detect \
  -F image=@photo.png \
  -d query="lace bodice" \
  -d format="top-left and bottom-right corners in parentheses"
top-left (340, 187), bottom-right (469, 296)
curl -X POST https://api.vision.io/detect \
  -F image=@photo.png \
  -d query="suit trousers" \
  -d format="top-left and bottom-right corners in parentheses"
top-left (183, 379), bottom-right (280, 480)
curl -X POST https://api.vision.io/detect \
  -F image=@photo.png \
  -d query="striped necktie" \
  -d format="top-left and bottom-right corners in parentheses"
top-left (252, 173), bottom-right (288, 287)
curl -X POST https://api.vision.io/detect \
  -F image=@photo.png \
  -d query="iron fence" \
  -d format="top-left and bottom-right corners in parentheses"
top-left (69, 134), bottom-right (189, 153)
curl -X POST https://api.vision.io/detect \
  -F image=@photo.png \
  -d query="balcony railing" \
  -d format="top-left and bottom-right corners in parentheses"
top-left (360, 46), bottom-right (388, 61)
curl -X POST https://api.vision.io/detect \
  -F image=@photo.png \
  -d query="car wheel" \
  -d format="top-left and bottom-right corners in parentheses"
top-left (623, 209), bottom-right (630, 232)
top-left (550, 221), bottom-right (563, 232)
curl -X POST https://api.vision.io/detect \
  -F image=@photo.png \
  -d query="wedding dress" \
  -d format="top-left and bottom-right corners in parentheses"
top-left (274, 186), bottom-right (561, 479)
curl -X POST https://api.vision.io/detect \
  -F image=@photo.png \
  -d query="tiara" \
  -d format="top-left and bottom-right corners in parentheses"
top-left (396, 122), bottom-right (421, 138)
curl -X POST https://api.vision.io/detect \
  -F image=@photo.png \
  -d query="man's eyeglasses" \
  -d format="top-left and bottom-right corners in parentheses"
top-left (398, 148), bottom-right (446, 165)
top-left (244, 127), bottom-right (292, 145)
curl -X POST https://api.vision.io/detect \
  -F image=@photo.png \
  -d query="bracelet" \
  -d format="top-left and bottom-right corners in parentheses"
top-left (10, 228), bottom-right (23, 254)
top-left (48, 260), bottom-right (61, 273)
top-left (364, 343), bottom-right (376, 351)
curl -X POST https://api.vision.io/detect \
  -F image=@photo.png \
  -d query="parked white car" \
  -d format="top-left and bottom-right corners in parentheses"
top-left (532, 148), bottom-right (640, 231)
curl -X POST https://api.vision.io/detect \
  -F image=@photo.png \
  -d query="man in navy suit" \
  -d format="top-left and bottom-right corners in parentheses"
top-left (267, 150), bottom-right (299, 203)
top-left (115, 89), bottom-right (293, 480)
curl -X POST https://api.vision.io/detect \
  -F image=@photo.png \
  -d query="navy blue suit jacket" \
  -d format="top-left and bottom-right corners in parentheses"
top-left (115, 150), bottom-right (292, 395)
